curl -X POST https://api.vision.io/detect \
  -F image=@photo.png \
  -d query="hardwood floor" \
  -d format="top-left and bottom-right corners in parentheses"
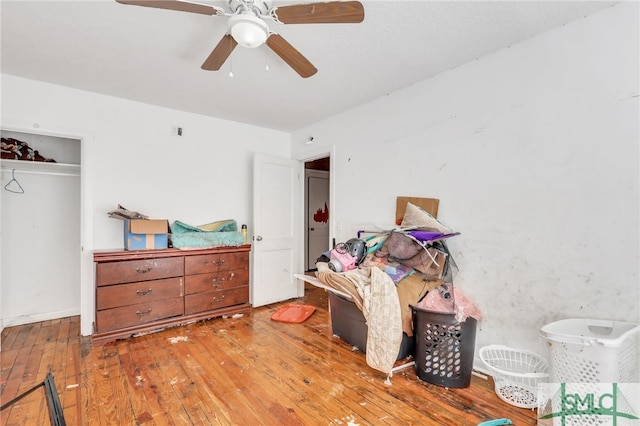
top-left (1, 284), bottom-right (537, 425)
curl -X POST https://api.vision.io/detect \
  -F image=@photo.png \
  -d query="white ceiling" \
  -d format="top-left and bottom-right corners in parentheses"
top-left (1, 0), bottom-right (618, 132)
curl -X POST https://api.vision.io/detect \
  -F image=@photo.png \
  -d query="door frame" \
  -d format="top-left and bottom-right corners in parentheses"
top-left (294, 145), bottom-right (335, 287)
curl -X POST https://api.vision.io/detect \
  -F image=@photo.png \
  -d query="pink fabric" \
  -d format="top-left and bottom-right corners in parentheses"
top-left (416, 286), bottom-right (482, 322)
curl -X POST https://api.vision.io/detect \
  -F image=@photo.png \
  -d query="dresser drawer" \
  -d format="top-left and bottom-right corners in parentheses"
top-left (93, 246), bottom-right (252, 344)
top-left (96, 296), bottom-right (184, 333)
top-left (184, 269), bottom-right (249, 295)
top-left (96, 277), bottom-right (184, 310)
top-left (96, 257), bottom-right (184, 286)
top-left (184, 252), bottom-right (249, 275)
top-left (185, 286), bottom-right (249, 315)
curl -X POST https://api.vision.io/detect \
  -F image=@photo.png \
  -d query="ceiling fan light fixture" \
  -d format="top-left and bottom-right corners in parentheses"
top-left (228, 14), bottom-right (269, 49)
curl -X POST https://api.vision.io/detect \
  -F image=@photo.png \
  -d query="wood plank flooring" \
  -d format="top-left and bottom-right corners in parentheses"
top-left (1, 284), bottom-right (537, 425)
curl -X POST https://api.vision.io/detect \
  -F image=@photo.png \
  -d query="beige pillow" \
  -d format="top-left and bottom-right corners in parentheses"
top-left (400, 202), bottom-right (452, 234)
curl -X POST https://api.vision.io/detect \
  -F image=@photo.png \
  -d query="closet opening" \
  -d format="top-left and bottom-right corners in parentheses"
top-left (304, 156), bottom-right (330, 272)
top-left (1, 129), bottom-right (81, 330)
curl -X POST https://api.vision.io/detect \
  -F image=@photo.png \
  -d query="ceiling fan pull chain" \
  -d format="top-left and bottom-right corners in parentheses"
top-left (228, 33), bottom-right (235, 77)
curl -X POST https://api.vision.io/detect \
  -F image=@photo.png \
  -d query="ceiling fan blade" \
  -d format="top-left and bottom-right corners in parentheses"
top-left (273, 1), bottom-right (364, 24)
top-left (266, 34), bottom-right (317, 78)
top-left (115, 0), bottom-right (219, 16)
top-left (201, 34), bottom-right (238, 70)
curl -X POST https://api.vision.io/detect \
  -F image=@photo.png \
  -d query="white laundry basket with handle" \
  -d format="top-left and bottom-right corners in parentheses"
top-left (480, 345), bottom-right (549, 408)
top-left (540, 318), bottom-right (640, 383)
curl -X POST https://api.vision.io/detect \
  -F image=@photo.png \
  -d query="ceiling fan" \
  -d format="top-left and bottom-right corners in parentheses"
top-left (116, 0), bottom-right (365, 78)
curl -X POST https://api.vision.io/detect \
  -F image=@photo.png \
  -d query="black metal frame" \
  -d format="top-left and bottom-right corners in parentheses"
top-left (0, 371), bottom-right (66, 426)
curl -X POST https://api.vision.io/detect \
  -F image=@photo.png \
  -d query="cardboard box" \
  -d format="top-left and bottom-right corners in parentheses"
top-left (124, 219), bottom-right (168, 250)
top-left (328, 291), bottom-right (414, 360)
top-left (396, 196), bottom-right (439, 225)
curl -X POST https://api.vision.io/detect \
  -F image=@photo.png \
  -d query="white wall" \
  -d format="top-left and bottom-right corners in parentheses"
top-left (292, 3), bottom-right (639, 360)
top-left (1, 76), bottom-right (290, 335)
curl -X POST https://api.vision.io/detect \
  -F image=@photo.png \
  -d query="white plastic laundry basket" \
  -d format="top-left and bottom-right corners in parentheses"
top-left (479, 345), bottom-right (549, 409)
top-left (540, 318), bottom-right (640, 383)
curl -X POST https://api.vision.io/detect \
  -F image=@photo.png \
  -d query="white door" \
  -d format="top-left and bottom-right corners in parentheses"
top-left (306, 170), bottom-right (329, 270)
top-left (252, 153), bottom-right (301, 307)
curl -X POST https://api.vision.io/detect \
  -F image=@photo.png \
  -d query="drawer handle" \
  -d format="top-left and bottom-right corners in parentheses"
top-left (212, 259), bottom-right (225, 266)
top-left (136, 308), bottom-right (152, 317)
top-left (212, 278), bottom-right (226, 287)
top-left (136, 288), bottom-right (153, 296)
top-left (213, 295), bottom-right (226, 303)
top-left (136, 265), bottom-right (153, 274)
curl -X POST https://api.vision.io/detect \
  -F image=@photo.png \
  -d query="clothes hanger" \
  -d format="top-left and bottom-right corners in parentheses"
top-left (4, 169), bottom-right (25, 194)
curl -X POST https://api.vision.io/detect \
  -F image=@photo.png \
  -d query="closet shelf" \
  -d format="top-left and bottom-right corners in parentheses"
top-left (1, 158), bottom-right (80, 175)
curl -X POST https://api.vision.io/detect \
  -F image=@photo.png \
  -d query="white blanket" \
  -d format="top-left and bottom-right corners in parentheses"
top-left (363, 267), bottom-right (403, 375)
top-left (315, 264), bottom-right (402, 375)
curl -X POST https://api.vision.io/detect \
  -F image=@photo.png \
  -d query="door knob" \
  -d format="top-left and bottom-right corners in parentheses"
top-left (255, 235), bottom-right (263, 241)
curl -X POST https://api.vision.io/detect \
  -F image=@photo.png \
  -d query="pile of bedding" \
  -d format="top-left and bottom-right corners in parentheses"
top-left (171, 219), bottom-right (245, 249)
top-left (314, 202), bottom-right (470, 376)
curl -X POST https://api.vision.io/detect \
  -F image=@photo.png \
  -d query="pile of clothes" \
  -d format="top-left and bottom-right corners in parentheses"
top-left (315, 202), bottom-right (481, 377)
top-left (1, 137), bottom-right (57, 162)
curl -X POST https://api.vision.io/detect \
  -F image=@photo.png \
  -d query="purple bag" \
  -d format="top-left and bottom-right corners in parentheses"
top-left (408, 230), bottom-right (461, 243)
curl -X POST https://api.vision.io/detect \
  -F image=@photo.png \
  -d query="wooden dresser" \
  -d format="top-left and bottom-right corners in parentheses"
top-left (93, 245), bottom-right (251, 345)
